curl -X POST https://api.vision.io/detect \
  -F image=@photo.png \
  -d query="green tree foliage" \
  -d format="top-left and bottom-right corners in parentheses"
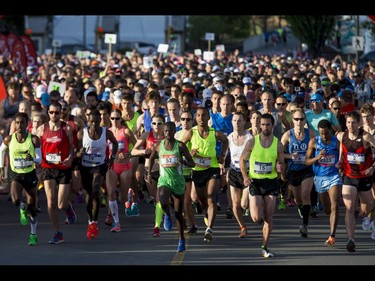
top-left (187, 16), bottom-right (251, 50)
top-left (0, 16), bottom-right (25, 35)
top-left (285, 16), bottom-right (336, 58)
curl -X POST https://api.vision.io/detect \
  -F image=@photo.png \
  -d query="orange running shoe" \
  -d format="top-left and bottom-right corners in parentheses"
top-left (239, 226), bottom-right (248, 238)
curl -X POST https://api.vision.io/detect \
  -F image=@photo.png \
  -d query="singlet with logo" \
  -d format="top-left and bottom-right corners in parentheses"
top-left (81, 127), bottom-right (108, 167)
top-left (9, 133), bottom-right (35, 173)
top-left (287, 128), bottom-right (310, 171)
top-left (249, 134), bottom-right (278, 179)
top-left (158, 140), bottom-right (183, 178)
top-left (41, 121), bottom-right (70, 169)
top-left (109, 126), bottom-right (129, 154)
top-left (313, 135), bottom-right (340, 177)
top-left (341, 129), bottom-right (373, 178)
top-left (228, 131), bottom-right (251, 172)
top-left (191, 126), bottom-right (219, 171)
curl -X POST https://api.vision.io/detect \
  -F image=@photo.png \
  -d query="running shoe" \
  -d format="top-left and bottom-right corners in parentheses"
top-left (163, 214), bottom-right (173, 231)
top-left (87, 222), bottom-right (98, 239)
top-left (49, 231), bottom-right (64, 244)
top-left (299, 224), bottom-right (308, 238)
top-left (216, 201), bottom-right (221, 211)
top-left (239, 226), bottom-right (248, 238)
top-left (244, 209), bottom-right (250, 216)
top-left (125, 200), bottom-right (132, 210)
top-left (362, 216), bottom-right (372, 231)
top-left (177, 239), bottom-right (186, 252)
top-left (65, 202), bottom-right (76, 224)
top-left (203, 213), bottom-right (208, 227)
top-left (310, 205), bottom-right (319, 218)
top-left (226, 207), bottom-right (234, 219)
top-left (105, 214), bottom-right (113, 226)
top-left (371, 222), bottom-right (375, 240)
top-left (20, 208), bottom-right (29, 225)
top-left (110, 222), bottom-right (121, 233)
top-left (188, 225), bottom-right (198, 235)
top-left (204, 227), bottom-right (213, 242)
top-left (28, 233), bottom-right (37, 246)
top-left (346, 239), bottom-right (356, 252)
top-left (325, 236), bottom-right (335, 247)
top-left (130, 202), bottom-right (140, 216)
top-left (152, 227), bottom-right (160, 237)
top-left (278, 198), bottom-right (286, 210)
top-left (261, 245), bottom-right (274, 258)
top-left (286, 198), bottom-right (295, 207)
top-left (297, 207), bottom-right (303, 219)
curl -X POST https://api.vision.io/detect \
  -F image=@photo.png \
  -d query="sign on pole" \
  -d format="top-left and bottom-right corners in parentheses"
top-left (205, 33), bottom-right (215, 41)
top-left (104, 34), bottom-right (117, 44)
top-left (352, 36), bottom-right (364, 51)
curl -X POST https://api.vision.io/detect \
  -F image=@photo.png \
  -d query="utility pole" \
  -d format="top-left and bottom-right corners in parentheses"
top-left (83, 16), bottom-right (86, 50)
top-left (356, 15), bottom-right (360, 63)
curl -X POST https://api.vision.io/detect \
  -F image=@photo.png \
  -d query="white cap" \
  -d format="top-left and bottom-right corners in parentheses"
top-left (113, 90), bottom-right (122, 104)
top-left (212, 65), bottom-right (220, 72)
top-left (198, 72), bottom-right (206, 78)
top-left (203, 88), bottom-right (213, 99)
top-left (36, 85), bottom-right (46, 98)
top-left (183, 77), bottom-right (192, 84)
top-left (138, 79), bottom-right (148, 88)
top-left (214, 84), bottom-right (223, 92)
top-left (26, 66), bottom-right (34, 75)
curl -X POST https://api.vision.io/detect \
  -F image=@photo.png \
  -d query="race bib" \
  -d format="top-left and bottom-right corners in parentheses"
top-left (110, 141), bottom-right (124, 151)
top-left (292, 153), bottom-right (306, 165)
top-left (347, 152), bottom-right (365, 164)
top-left (161, 154), bottom-right (178, 168)
top-left (46, 153), bottom-right (61, 164)
top-left (317, 155), bottom-right (335, 166)
top-left (14, 158), bottom-right (33, 169)
top-left (82, 153), bottom-right (102, 165)
top-left (194, 155), bottom-right (211, 168)
top-left (254, 161), bottom-right (272, 174)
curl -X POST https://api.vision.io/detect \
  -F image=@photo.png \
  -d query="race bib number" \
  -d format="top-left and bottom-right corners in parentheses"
top-left (14, 158), bottom-right (33, 169)
top-left (161, 154), bottom-right (178, 168)
top-left (110, 141), bottom-right (124, 151)
top-left (46, 153), bottom-right (61, 164)
top-left (233, 159), bottom-right (249, 169)
top-left (347, 152), bottom-right (365, 164)
top-left (317, 155), bottom-right (335, 166)
top-left (82, 153), bottom-right (102, 165)
top-left (254, 161), bottom-right (272, 174)
top-left (292, 154), bottom-right (306, 165)
top-left (194, 155), bottom-right (211, 168)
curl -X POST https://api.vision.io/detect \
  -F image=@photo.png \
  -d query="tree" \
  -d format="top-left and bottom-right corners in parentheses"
top-left (285, 16), bottom-right (336, 58)
top-left (187, 16), bottom-right (252, 51)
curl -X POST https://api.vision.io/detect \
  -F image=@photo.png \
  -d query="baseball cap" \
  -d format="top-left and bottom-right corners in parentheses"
top-left (36, 85), bottom-right (47, 99)
top-left (310, 93), bottom-right (323, 102)
top-left (113, 90), bottom-right (122, 104)
top-left (321, 79), bottom-right (331, 86)
top-left (203, 88), bottom-right (213, 99)
top-left (138, 79), bottom-right (148, 88)
top-left (242, 76), bottom-right (252, 85)
top-left (212, 65), bottom-right (220, 72)
top-left (41, 92), bottom-right (50, 106)
top-left (213, 84), bottom-right (223, 92)
top-left (283, 93), bottom-right (292, 102)
top-left (183, 77), bottom-right (192, 84)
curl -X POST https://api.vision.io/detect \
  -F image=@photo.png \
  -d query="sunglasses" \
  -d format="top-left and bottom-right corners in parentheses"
top-left (310, 100), bottom-right (321, 103)
top-left (152, 122), bottom-right (164, 126)
top-left (276, 103), bottom-right (286, 106)
top-left (293, 117), bottom-right (305, 121)
top-left (48, 111), bottom-right (60, 115)
top-left (333, 107), bottom-right (341, 111)
top-left (181, 118), bottom-right (192, 122)
top-left (111, 117), bottom-right (121, 121)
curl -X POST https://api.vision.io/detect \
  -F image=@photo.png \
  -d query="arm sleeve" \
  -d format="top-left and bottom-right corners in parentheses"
top-left (0, 142), bottom-right (7, 168)
top-left (33, 148), bottom-right (42, 165)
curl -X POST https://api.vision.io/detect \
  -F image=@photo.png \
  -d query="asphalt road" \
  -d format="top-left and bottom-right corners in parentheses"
top-left (0, 188), bottom-right (374, 267)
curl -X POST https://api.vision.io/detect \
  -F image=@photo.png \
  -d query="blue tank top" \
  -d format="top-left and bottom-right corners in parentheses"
top-left (287, 128), bottom-right (310, 171)
top-left (166, 116), bottom-right (182, 132)
top-left (4, 96), bottom-right (22, 119)
top-left (144, 108), bottom-right (165, 132)
top-left (211, 112), bottom-right (233, 156)
top-left (313, 135), bottom-right (340, 176)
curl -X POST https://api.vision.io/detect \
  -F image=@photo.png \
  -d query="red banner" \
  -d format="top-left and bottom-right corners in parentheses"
top-left (11, 39), bottom-right (27, 78)
top-left (0, 75), bottom-right (6, 101)
top-left (19, 35), bottom-right (38, 76)
top-left (0, 34), bottom-right (10, 60)
top-left (7, 33), bottom-right (18, 53)
top-left (368, 16), bottom-right (375, 23)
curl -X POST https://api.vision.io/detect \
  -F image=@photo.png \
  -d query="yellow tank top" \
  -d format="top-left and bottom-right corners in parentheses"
top-left (190, 126), bottom-right (219, 171)
top-left (9, 133), bottom-right (36, 174)
top-left (249, 134), bottom-right (278, 179)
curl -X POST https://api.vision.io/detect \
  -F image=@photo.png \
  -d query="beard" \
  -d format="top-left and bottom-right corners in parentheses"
top-left (263, 130), bottom-right (271, 137)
